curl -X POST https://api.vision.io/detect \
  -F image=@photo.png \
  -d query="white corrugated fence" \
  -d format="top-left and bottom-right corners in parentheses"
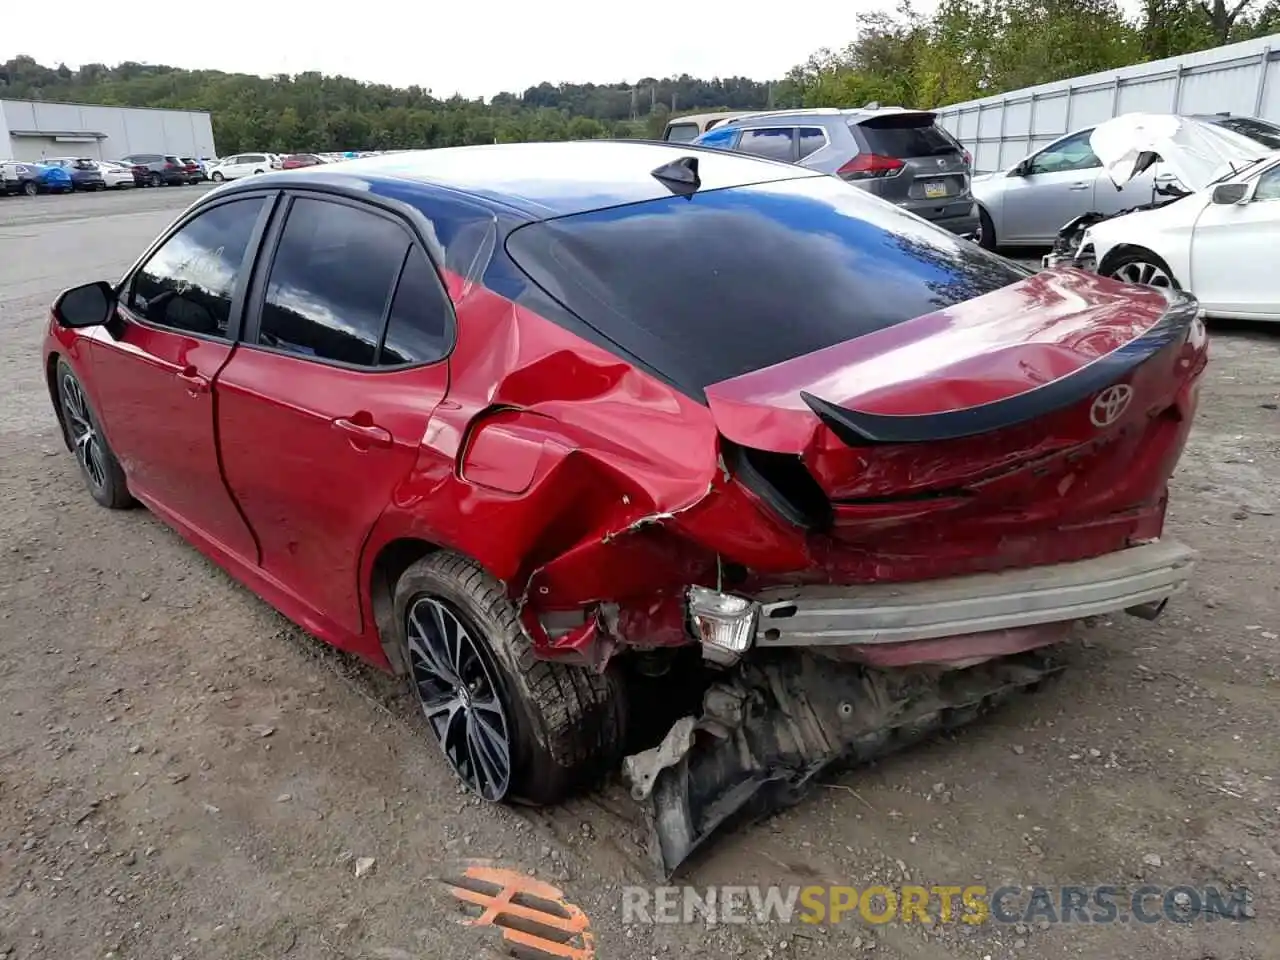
top-left (933, 34), bottom-right (1280, 173)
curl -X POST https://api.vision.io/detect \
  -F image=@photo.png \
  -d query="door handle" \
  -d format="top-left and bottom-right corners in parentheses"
top-left (176, 366), bottom-right (209, 394)
top-left (333, 416), bottom-right (393, 449)
top-left (1069, 182), bottom-right (1090, 190)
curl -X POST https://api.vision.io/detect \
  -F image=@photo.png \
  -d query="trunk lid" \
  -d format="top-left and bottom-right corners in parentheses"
top-left (705, 268), bottom-right (1199, 479)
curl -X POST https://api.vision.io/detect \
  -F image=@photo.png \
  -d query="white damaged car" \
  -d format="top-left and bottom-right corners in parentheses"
top-left (1046, 113), bottom-right (1280, 322)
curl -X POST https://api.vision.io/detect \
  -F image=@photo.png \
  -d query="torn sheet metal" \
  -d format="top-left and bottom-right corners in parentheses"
top-left (624, 651), bottom-right (1065, 878)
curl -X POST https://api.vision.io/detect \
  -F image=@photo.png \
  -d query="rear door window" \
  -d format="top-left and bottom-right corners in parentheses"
top-left (857, 114), bottom-right (962, 158)
top-left (378, 247), bottom-right (453, 366)
top-left (506, 175), bottom-right (1027, 395)
top-left (798, 127), bottom-right (827, 159)
top-left (738, 128), bottom-right (796, 162)
top-left (256, 197), bottom-right (409, 367)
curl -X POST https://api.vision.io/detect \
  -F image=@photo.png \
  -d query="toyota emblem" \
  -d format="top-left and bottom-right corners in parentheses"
top-left (1090, 384), bottom-right (1133, 428)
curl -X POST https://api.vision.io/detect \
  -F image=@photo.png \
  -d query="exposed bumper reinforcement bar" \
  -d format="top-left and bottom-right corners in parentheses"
top-left (752, 539), bottom-right (1196, 647)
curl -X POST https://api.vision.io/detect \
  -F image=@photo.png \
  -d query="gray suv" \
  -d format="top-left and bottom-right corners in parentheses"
top-left (693, 107), bottom-right (979, 236)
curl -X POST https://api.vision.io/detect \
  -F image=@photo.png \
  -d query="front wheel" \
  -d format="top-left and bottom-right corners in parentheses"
top-left (394, 552), bottom-right (626, 805)
top-left (1104, 249), bottom-right (1180, 290)
top-left (55, 359), bottom-right (134, 510)
top-left (22, 180), bottom-right (37, 197)
top-left (148, 172), bottom-right (163, 187)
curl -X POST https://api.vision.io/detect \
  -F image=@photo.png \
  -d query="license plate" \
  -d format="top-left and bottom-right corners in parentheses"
top-left (923, 180), bottom-right (949, 199)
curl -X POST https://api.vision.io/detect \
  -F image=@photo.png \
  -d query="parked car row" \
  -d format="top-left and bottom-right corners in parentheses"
top-left (0, 154), bottom-right (215, 196)
top-left (1, 149), bottom-right (390, 197)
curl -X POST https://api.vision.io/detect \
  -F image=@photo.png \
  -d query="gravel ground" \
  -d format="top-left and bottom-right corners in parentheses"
top-left (1, 187), bottom-right (1278, 960)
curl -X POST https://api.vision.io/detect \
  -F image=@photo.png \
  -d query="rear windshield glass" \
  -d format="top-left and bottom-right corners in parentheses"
top-left (856, 114), bottom-right (961, 158)
top-left (506, 175), bottom-right (1028, 396)
top-left (72, 159), bottom-right (97, 170)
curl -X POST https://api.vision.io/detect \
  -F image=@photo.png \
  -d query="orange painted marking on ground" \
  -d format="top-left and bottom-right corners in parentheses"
top-left (447, 863), bottom-right (595, 960)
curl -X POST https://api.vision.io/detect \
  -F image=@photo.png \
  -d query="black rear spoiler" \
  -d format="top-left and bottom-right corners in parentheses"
top-left (800, 293), bottom-right (1198, 446)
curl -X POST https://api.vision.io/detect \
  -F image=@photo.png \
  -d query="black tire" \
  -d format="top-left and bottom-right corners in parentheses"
top-left (148, 172), bottom-right (164, 187)
top-left (977, 207), bottom-right (996, 250)
top-left (1102, 248), bottom-right (1181, 290)
top-left (211, 171), bottom-right (224, 182)
top-left (22, 180), bottom-right (37, 197)
top-left (393, 551), bottom-right (626, 806)
top-left (55, 359), bottom-right (134, 510)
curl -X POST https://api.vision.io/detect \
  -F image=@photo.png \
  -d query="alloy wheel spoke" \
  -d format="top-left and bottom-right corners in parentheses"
top-left (467, 719), bottom-right (506, 798)
top-left (470, 708), bottom-right (510, 772)
top-left (406, 596), bottom-right (512, 802)
top-left (407, 611), bottom-right (460, 686)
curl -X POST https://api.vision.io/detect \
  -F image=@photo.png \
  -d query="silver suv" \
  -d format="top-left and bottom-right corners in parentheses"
top-left (693, 107), bottom-right (979, 236)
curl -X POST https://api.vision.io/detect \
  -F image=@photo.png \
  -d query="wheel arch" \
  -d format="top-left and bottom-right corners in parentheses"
top-left (975, 201), bottom-right (995, 239)
top-left (367, 536), bottom-right (443, 675)
top-left (46, 352), bottom-right (74, 451)
top-left (1097, 243), bottom-right (1179, 286)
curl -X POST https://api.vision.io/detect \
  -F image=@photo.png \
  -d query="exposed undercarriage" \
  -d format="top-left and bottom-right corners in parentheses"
top-left (623, 647), bottom-right (1066, 877)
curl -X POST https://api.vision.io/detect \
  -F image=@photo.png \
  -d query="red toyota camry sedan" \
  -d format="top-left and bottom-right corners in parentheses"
top-left (42, 141), bottom-right (1204, 874)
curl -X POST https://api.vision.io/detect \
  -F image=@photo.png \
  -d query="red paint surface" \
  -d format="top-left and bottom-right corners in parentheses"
top-left (43, 261), bottom-right (1207, 672)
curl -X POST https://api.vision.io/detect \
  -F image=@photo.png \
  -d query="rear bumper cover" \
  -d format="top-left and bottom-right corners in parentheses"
top-left (751, 539), bottom-right (1195, 647)
top-left (919, 204), bottom-right (980, 237)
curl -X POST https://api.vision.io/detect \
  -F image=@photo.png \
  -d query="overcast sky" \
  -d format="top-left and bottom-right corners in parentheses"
top-left (4, 5), bottom-right (874, 99)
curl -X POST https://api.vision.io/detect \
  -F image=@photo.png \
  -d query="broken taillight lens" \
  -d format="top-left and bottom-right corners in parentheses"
top-left (687, 586), bottom-right (758, 666)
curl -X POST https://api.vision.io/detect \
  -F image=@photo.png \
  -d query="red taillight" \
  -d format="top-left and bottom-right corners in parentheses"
top-left (837, 154), bottom-right (905, 180)
top-left (963, 149), bottom-right (972, 167)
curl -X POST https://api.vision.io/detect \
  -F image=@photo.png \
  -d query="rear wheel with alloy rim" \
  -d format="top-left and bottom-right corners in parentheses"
top-left (394, 551), bottom-right (626, 805)
top-left (1104, 249), bottom-right (1179, 289)
top-left (55, 359), bottom-right (133, 509)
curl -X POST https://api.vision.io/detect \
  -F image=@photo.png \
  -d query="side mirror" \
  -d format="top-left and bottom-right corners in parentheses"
top-left (1211, 182), bottom-right (1250, 205)
top-left (53, 281), bottom-right (115, 329)
top-left (1008, 161), bottom-right (1026, 177)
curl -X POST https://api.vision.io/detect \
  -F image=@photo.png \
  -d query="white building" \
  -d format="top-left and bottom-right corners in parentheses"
top-left (0, 98), bottom-right (216, 162)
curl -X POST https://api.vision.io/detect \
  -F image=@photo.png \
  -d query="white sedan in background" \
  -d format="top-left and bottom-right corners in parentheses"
top-left (97, 160), bottom-right (138, 188)
top-left (206, 152), bottom-right (282, 181)
top-left (1051, 114), bottom-right (1280, 322)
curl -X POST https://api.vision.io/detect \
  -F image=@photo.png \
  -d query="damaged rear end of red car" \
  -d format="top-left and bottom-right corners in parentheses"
top-left (494, 161), bottom-right (1206, 877)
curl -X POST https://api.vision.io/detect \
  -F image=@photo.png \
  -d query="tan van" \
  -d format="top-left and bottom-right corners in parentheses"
top-left (661, 112), bottom-right (754, 143)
